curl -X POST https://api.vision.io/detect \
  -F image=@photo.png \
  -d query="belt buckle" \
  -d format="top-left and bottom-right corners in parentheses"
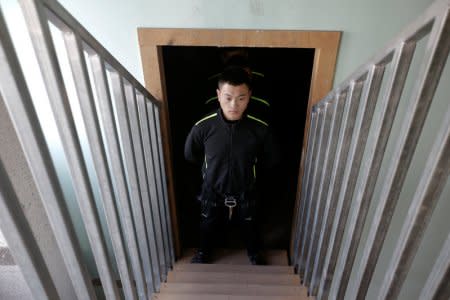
top-left (224, 195), bottom-right (237, 208)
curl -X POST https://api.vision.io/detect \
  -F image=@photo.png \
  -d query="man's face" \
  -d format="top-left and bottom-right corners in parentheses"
top-left (217, 83), bottom-right (251, 121)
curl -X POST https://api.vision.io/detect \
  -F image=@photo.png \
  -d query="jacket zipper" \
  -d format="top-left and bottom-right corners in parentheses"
top-left (228, 123), bottom-right (234, 193)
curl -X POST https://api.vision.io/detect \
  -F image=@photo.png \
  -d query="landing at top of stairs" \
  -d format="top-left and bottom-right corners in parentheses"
top-left (173, 263), bottom-right (293, 274)
top-left (178, 248), bottom-right (289, 265)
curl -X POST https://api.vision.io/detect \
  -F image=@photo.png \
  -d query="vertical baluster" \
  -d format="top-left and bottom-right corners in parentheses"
top-left (0, 20), bottom-right (61, 295)
top-left (308, 82), bottom-right (361, 296)
top-left (298, 106), bottom-right (325, 278)
top-left (108, 72), bottom-right (149, 300)
top-left (154, 107), bottom-right (176, 265)
top-left (341, 42), bottom-right (415, 300)
top-left (62, 31), bottom-right (137, 300)
top-left (329, 57), bottom-right (389, 298)
top-left (0, 161), bottom-right (60, 299)
top-left (0, 6), bottom-right (95, 299)
top-left (302, 100), bottom-right (335, 286)
top-left (310, 83), bottom-right (361, 296)
top-left (318, 65), bottom-right (383, 299)
top-left (136, 95), bottom-right (164, 287)
top-left (147, 102), bottom-right (171, 276)
top-left (292, 110), bottom-right (318, 268)
top-left (351, 10), bottom-right (450, 299)
top-left (305, 92), bottom-right (346, 288)
top-left (19, 0), bottom-right (120, 297)
top-left (378, 89), bottom-right (450, 300)
top-left (124, 86), bottom-right (156, 294)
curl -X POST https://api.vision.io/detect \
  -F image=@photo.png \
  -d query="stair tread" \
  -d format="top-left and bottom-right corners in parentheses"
top-left (153, 294), bottom-right (308, 300)
top-left (173, 263), bottom-right (293, 274)
top-left (160, 282), bottom-right (308, 296)
top-left (179, 248), bottom-right (289, 265)
top-left (167, 271), bottom-right (300, 285)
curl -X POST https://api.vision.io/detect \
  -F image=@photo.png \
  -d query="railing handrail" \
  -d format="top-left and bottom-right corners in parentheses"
top-left (317, 0), bottom-right (448, 106)
top-left (41, 0), bottom-right (160, 107)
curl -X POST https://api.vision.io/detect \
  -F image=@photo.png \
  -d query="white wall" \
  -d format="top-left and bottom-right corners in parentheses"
top-left (57, 0), bottom-right (435, 88)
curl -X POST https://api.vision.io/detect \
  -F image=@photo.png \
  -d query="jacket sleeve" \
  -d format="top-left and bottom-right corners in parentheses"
top-left (184, 125), bottom-right (204, 164)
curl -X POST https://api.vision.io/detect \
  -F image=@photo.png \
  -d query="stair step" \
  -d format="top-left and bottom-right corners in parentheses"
top-left (179, 249), bottom-right (289, 265)
top-left (153, 294), bottom-right (307, 300)
top-left (173, 263), bottom-right (293, 274)
top-left (167, 271), bottom-right (300, 285)
top-left (160, 282), bottom-right (308, 297)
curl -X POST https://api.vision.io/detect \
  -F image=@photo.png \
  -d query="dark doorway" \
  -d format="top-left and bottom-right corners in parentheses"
top-left (162, 46), bottom-right (314, 252)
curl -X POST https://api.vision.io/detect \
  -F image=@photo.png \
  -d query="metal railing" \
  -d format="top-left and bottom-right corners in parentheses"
top-left (0, 0), bottom-right (174, 299)
top-left (292, 0), bottom-right (450, 299)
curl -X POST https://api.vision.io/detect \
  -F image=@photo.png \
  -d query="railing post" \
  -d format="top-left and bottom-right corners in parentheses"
top-left (379, 76), bottom-right (450, 300)
top-left (330, 55), bottom-right (390, 297)
top-left (62, 31), bottom-right (138, 300)
top-left (318, 64), bottom-right (385, 299)
top-left (108, 72), bottom-right (149, 300)
top-left (302, 99), bottom-right (335, 287)
top-left (147, 102), bottom-right (172, 273)
top-left (136, 94), bottom-right (165, 286)
top-left (0, 5), bottom-right (94, 299)
top-left (297, 105), bottom-right (325, 277)
top-left (293, 110), bottom-right (318, 268)
top-left (309, 81), bottom-right (362, 296)
top-left (154, 107), bottom-right (176, 266)
top-left (18, 0), bottom-right (121, 297)
top-left (351, 7), bottom-right (450, 299)
top-left (0, 161), bottom-right (60, 300)
top-left (123, 84), bottom-right (157, 294)
top-left (340, 41), bottom-right (415, 299)
top-left (305, 91), bottom-right (345, 290)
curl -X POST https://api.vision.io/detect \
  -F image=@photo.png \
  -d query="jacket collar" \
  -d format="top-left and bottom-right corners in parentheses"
top-left (217, 108), bottom-right (247, 128)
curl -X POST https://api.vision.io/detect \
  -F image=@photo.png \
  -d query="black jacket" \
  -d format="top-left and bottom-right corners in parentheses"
top-left (184, 109), bottom-right (278, 201)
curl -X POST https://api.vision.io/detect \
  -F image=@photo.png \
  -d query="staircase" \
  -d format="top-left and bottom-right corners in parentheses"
top-left (153, 250), bottom-right (310, 300)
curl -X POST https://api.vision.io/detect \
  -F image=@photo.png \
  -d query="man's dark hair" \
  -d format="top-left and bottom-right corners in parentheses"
top-left (220, 48), bottom-right (249, 68)
top-left (218, 66), bottom-right (253, 90)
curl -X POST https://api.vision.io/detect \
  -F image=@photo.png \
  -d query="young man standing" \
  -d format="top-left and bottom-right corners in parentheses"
top-left (184, 66), bottom-right (278, 265)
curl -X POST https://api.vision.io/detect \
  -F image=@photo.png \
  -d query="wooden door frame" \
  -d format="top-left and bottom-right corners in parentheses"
top-left (138, 28), bottom-right (341, 258)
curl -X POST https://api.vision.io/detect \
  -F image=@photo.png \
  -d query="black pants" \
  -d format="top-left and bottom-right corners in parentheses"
top-left (198, 203), bottom-right (260, 256)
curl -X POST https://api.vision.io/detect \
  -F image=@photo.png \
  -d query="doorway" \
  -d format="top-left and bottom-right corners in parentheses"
top-left (162, 46), bottom-right (314, 251)
top-left (138, 28), bottom-right (341, 257)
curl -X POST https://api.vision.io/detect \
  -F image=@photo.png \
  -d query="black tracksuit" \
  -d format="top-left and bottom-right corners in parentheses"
top-left (184, 108), bottom-right (278, 255)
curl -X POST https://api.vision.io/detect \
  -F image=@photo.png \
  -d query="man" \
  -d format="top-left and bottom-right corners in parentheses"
top-left (203, 48), bottom-right (272, 125)
top-left (184, 66), bottom-right (278, 265)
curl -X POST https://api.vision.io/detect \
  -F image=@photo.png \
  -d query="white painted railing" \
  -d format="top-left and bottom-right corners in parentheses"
top-left (292, 0), bottom-right (450, 299)
top-left (0, 0), bottom-right (174, 299)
